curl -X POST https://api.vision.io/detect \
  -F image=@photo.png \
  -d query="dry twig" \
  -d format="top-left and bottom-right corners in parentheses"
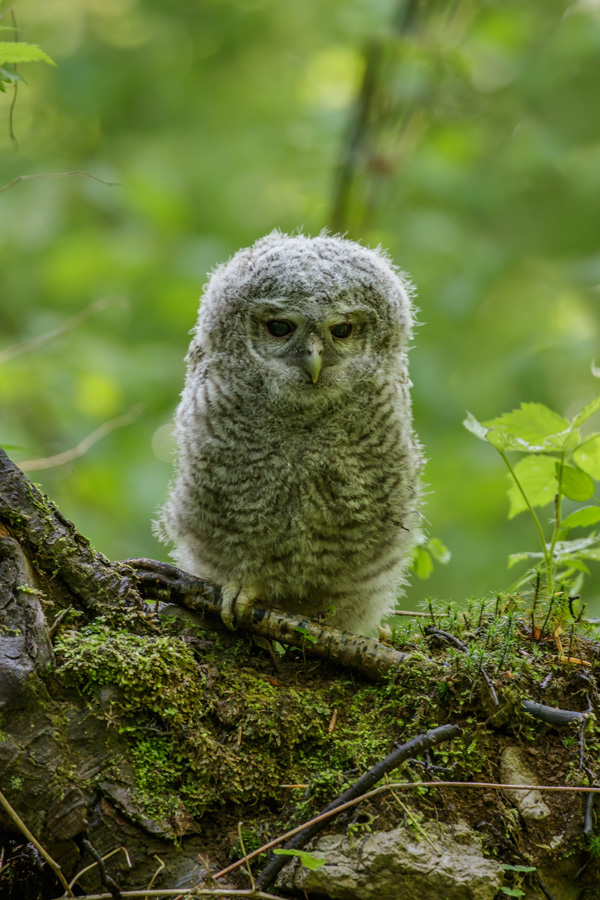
top-left (0, 788), bottom-right (74, 897)
top-left (0, 170), bottom-right (120, 196)
top-left (19, 405), bottom-right (143, 472)
top-left (0, 296), bottom-right (127, 365)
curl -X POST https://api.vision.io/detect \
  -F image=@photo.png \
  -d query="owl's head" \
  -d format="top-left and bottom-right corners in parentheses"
top-left (192, 232), bottom-right (415, 397)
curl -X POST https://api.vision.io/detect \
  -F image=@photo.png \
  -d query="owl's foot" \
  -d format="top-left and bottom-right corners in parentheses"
top-left (221, 584), bottom-right (255, 630)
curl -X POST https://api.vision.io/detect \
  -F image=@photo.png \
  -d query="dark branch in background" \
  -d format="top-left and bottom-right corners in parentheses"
top-left (0, 170), bottom-right (120, 196)
top-left (0, 296), bottom-right (128, 365)
top-left (254, 723), bottom-right (460, 890)
top-left (330, 0), bottom-right (467, 237)
top-left (19, 404), bottom-right (143, 471)
top-left (330, 39), bottom-right (380, 234)
top-left (8, 6), bottom-right (19, 146)
top-left (329, 0), bottom-right (420, 235)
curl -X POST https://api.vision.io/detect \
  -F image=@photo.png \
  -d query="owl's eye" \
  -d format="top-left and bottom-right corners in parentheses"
top-left (265, 319), bottom-right (295, 338)
top-left (330, 322), bottom-right (353, 340)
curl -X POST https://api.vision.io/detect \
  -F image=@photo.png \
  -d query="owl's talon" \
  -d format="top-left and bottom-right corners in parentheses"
top-left (220, 585), bottom-right (240, 630)
top-left (221, 585), bottom-right (255, 630)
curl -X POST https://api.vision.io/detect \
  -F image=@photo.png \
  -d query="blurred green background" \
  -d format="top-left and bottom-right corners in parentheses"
top-left (1, 0), bottom-right (599, 610)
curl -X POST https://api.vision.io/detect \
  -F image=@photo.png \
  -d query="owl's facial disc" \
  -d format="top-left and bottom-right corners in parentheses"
top-left (248, 300), bottom-right (374, 390)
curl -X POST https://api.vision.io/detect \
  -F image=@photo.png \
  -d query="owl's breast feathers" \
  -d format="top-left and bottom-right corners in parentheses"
top-left (177, 369), bottom-right (421, 590)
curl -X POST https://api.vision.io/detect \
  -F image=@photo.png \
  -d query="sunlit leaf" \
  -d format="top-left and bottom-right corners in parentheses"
top-left (558, 463), bottom-right (595, 502)
top-left (507, 455), bottom-right (557, 518)
top-left (0, 42), bottom-right (56, 66)
top-left (484, 403), bottom-right (571, 453)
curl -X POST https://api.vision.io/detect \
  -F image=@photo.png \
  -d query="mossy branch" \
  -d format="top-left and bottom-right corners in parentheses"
top-left (0, 448), bottom-right (410, 680)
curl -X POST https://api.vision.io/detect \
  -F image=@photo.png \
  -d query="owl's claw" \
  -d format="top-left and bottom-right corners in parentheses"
top-left (221, 585), bottom-right (255, 630)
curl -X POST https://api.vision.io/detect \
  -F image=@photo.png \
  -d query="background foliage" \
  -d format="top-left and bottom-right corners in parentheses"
top-left (1, 0), bottom-right (599, 611)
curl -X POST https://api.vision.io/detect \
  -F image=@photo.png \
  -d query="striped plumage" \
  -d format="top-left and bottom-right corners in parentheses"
top-left (157, 232), bottom-right (423, 635)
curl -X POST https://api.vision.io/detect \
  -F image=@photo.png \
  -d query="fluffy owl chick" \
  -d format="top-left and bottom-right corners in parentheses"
top-left (157, 231), bottom-right (423, 635)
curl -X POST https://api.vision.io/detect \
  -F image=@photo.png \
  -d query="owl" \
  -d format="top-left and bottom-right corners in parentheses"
top-left (157, 231), bottom-right (423, 635)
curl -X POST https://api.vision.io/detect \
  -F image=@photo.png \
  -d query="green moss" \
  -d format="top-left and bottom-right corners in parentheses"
top-left (50, 594), bottom-right (600, 889)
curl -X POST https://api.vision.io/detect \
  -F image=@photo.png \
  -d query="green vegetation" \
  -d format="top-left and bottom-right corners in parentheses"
top-left (466, 396), bottom-right (600, 598)
top-left (52, 591), bottom-right (599, 870)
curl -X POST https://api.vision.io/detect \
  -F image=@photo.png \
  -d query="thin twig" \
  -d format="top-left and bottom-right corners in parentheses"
top-left (388, 789), bottom-right (436, 848)
top-left (69, 847), bottom-right (131, 892)
top-left (0, 170), bottom-right (120, 196)
top-left (237, 822), bottom-right (255, 891)
top-left (393, 610), bottom-right (448, 618)
top-left (19, 405), bottom-right (143, 471)
top-left (81, 839), bottom-right (122, 899)
top-left (0, 788), bottom-right (74, 897)
top-left (52, 890), bottom-right (288, 899)
top-left (0, 296), bottom-right (127, 365)
top-left (8, 6), bottom-right (18, 146)
top-left (144, 856), bottom-right (164, 900)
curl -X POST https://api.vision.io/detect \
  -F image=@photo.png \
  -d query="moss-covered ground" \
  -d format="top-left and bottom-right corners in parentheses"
top-left (52, 591), bottom-right (600, 896)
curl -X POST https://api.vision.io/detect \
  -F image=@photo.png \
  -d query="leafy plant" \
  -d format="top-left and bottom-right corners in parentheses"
top-left (0, 38), bottom-right (55, 92)
top-left (411, 535), bottom-right (451, 580)
top-left (500, 863), bottom-right (536, 897)
top-left (464, 396), bottom-right (600, 596)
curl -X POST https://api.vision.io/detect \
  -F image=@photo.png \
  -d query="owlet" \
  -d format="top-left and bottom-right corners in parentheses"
top-left (157, 232), bottom-right (423, 635)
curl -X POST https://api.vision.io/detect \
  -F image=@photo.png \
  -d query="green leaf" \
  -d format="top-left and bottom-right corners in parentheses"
top-left (558, 463), bottom-right (595, 502)
top-left (0, 65), bottom-right (25, 84)
top-left (426, 537), bottom-right (451, 565)
top-left (273, 849), bottom-right (325, 870)
top-left (507, 455), bottom-right (557, 518)
top-left (500, 889), bottom-right (525, 897)
top-left (508, 551), bottom-right (539, 569)
top-left (293, 626), bottom-right (317, 645)
top-left (561, 506), bottom-right (600, 531)
top-left (463, 411), bottom-right (489, 442)
top-left (0, 42), bottom-right (56, 66)
top-left (484, 403), bottom-right (571, 453)
top-left (573, 434), bottom-right (600, 480)
top-left (572, 396), bottom-right (600, 428)
top-left (557, 557), bottom-right (591, 575)
top-left (412, 546), bottom-right (434, 579)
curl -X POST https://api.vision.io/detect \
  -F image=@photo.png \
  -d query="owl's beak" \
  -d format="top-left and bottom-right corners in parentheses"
top-left (303, 336), bottom-right (323, 384)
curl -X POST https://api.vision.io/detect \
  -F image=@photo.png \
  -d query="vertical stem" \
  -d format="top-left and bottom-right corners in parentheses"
top-left (547, 448), bottom-right (567, 591)
top-left (498, 450), bottom-right (553, 592)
